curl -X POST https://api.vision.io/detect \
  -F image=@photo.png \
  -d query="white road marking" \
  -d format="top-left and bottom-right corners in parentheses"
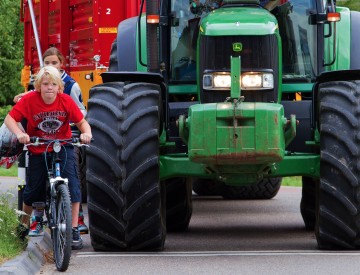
top-left (76, 250), bottom-right (360, 258)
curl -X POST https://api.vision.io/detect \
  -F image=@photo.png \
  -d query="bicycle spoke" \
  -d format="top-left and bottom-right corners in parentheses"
top-left (52, 184), bottom-right (72, 271)
top-left (57, 199), bottom-right (65, 260)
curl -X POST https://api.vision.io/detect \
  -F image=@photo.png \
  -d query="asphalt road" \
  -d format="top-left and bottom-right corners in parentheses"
top-left (35, 186), bottom-right (360, 275)
top-left (2, 177), bottom-right (360, 275)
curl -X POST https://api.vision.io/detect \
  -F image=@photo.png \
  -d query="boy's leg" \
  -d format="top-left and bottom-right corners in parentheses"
top-left (18, 153), bottom-right (47, 239)
top-left (71, 201), bottom-right (83, 249)
top-left (72, 202), bottom-right (80, 227)
top-left (29, 202), bottom-right (45, 236)
top-left (17, 203), bottom-right (32, 240)
top-left (21, 203), bottom-right (33, 225)
top-left (78, 203), bottom-right (89, 234)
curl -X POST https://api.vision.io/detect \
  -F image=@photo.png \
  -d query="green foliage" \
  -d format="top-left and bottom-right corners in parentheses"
top-left (0, 105), bottom-right (12, 125)
top-left (0, 192), bottom-right (27, 265)
top-left (338, 0), bottom-right (360, 11)
top-left (0, 0), bottom-right (23, 107)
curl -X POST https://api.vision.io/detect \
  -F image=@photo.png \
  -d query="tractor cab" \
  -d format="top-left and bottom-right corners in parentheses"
top-left (169, 0), bottom-right (321, 96)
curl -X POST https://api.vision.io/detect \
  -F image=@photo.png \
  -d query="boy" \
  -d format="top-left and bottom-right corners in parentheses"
top-left (14, 47), bottom-right (89, 235)
top-left (5, 66), bottom-right (92, 249)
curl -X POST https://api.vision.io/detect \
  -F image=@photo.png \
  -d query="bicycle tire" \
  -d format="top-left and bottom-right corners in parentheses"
top-left (53, 184), bottom-right (72, 271)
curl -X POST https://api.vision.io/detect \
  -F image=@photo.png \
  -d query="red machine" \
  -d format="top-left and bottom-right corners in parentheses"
top-left (20, 0), bottom-right (143, 105)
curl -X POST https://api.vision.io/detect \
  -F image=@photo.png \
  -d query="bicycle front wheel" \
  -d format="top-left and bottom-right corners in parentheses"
top-left (53, 184), bottom-right (72, 271)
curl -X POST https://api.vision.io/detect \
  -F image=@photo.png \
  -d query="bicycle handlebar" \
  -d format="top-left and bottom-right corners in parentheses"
top-left (26, 137), bottom-right (90, 148)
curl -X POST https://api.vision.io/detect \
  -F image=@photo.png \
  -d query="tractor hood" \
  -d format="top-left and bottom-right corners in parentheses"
top-left (200, 7), bottom-right (278, 36)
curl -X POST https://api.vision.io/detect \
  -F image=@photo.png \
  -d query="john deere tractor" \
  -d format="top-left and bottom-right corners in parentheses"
top-left (86, 0), bottom-right (360, 251)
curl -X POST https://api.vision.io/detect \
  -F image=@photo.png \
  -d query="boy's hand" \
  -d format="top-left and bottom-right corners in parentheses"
top-left (80, 133), bottom-right (92, 144)
top-left (16, 133), bottom-right (30, 144)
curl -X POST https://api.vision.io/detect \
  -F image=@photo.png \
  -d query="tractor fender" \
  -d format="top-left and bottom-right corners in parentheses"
top-left (350, 11), bottom-right (360, 69)
top-left (112, 17), bottom-right (138, 71)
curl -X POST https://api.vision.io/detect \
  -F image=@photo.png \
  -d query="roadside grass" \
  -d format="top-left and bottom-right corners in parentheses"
top-left (0, 192), bottom-right (27, 266)
top-left (282, 176), bottom-right (302, 187)
top-left (0, 163), bottom-right (18, 177)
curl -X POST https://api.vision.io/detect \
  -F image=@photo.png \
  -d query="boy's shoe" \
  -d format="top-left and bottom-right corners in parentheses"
top-left (17, 223), bottom-right (29, 241)
top-left (78, 213), bottom-right (89, 234)
top-left (72, 227), bottom-right (83, 250)
top-left (28, 216), bottom-right (44, 237)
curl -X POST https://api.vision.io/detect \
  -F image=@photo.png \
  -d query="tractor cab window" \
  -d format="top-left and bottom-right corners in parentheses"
top-left (274, 0), bottom-right (317, 82)
top-left (170, 0), bottom-right (214, 83)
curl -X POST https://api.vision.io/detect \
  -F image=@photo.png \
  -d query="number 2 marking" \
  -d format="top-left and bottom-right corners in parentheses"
top-left (106, 8), bottom-right (111, 15)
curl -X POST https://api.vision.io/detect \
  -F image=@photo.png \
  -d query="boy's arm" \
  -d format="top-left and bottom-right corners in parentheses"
top-left (4, 114), bottom-right (29, 144)
top-left (75, 118), bottom-right (92, 144)
top-left (13, 93), bottom-right (26, 103)
top-left (70, 83), bottom-right (87, 116)
top-left (13, 90), bottom-right (34, 103)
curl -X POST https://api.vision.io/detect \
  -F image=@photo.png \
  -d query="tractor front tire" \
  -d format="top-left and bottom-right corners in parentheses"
top-left (86, 82), bottom-right (166, 251)
top-left (164, 177), bottom-right (192, 232)
top-left (192, 178), bottom-right (223, 196)
top-left (74, 146), bottom-right (87, 203)
top-left (317, 80), bottom-right (360, 249)
top-left (300, 177), bottom-right (318, 230)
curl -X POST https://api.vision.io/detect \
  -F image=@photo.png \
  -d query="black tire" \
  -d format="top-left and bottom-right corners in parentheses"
top-left (75, 146), bottom-right (87, 203)
top-left (193, 178), bottom-right (282, 199)
top-left (109, 17), bottom-right (137, 71)
top-left (316, 80), bottom-right (360, 249)
top-left (300, 177), bottom-right (318, 230)
top-left (53, 184), bottom-right (72, 272)
top-left (108, 38), bottom-right (119, 72)
top-left (192, 178), bottom-right (223, 196)
top-left (165, 177), bottom-right (192, 232)
top-left (222, 178), bottom-right (282, 200)
top-left (86, 82), bottom-right (166, 251)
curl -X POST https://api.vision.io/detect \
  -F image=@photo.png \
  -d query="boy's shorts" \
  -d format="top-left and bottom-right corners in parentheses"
top-left (23, 146), bottom-right (81, 206)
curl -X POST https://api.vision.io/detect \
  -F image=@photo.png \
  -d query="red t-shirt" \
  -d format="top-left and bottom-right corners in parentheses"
top-left (9, 91), bottom-right (84, 154)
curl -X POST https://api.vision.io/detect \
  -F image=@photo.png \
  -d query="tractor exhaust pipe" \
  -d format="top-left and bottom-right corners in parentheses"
top-left (146, 0), bottom-right (160, 73)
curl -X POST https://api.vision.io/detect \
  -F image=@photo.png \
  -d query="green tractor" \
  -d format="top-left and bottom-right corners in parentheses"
top-left (86, 0), bottom-right (360, 251)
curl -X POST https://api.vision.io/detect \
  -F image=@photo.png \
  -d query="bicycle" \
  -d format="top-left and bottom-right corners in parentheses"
top-left (25, 137), bottom-right (88, 271)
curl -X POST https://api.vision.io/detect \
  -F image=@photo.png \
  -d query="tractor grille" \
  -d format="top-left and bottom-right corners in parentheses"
top-left (199, 34), bottom-right (279, 103)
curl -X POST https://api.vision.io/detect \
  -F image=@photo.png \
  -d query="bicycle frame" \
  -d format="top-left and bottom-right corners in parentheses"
top-left (27, 137), bottom-right (85, 272)
top-left (48, 143), bottom-right (69, 199)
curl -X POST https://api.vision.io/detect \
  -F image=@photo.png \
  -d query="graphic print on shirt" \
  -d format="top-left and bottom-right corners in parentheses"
top-left (33, 111), bottom-right (68, 136)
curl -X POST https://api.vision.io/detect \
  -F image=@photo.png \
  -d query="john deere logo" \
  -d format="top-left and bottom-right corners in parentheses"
top-left (233, 43), bottom-right (242, 52)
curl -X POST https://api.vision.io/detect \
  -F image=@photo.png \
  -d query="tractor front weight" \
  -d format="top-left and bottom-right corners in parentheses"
top-left (166, 99), bottom-right (310, 186)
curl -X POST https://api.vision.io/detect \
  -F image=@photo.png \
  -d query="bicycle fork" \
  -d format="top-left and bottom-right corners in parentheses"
top-left (48, 160), bottom-right (69, 232)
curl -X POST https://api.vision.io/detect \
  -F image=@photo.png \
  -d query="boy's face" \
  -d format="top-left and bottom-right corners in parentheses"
top-left (43, 55), bottom-right (62, 71)
top-left (40, 76), bottom-right (60, 102)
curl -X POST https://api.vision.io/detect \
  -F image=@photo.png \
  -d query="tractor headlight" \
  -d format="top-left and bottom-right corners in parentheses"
top-left (241, 72), bottom-right (274, 90)
top-left (213, 74), bottom-right (231, 88)
top-left (203, 72), bottom-right (274, 90)
top-left (203, 73), bottom-right (231, 90)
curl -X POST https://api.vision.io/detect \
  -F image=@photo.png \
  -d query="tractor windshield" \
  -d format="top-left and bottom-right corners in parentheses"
top-left (275, 0), bottom-right (317, 82)
top-left (170, 1), bottom-right (205, 82)
top-left (169, 0), bottom-right (318, 83)
top-left (170, 1), bottom-right (223, 83)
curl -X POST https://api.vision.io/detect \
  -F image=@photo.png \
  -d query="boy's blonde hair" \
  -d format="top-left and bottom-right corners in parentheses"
top-left (34, 66), bottom-right (64, 93)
